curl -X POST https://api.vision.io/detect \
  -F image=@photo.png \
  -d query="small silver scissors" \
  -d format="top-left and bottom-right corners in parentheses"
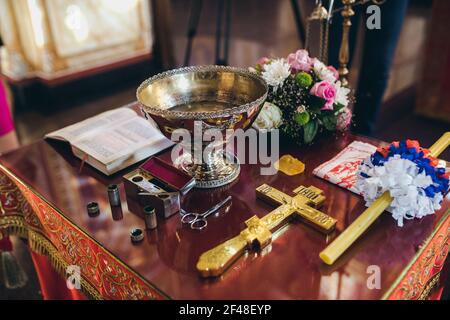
top-left (181, 196), bottom-right (232, 230)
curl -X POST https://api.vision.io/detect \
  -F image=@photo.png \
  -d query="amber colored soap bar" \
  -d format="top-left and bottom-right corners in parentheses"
top-left (275, 155), bottom-right (305, 176)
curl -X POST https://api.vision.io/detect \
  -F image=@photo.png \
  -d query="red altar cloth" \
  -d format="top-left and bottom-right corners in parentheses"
top-left (0, 129), bottom-right (448, 300)
top-left (30, 252), bottom-right (86, 300)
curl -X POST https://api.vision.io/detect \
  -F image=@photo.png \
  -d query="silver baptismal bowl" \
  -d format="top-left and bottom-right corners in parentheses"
top-left (137, 65), bottom-right (268, 188)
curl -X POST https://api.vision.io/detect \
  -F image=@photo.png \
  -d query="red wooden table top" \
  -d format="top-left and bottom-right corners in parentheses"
top-left (1, 132), bottom-right (448, 299)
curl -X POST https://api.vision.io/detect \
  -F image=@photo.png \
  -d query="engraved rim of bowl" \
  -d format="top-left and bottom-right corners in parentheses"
top-left (136, 65), bottom-right (268, 120)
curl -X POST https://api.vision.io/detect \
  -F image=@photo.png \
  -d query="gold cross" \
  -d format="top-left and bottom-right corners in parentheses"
top-left (196, 184), bottom-right (337, 277)
top-left (256, 184), bottom-right (336, 233)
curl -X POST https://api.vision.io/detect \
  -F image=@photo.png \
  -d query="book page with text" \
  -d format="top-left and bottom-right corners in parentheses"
top-left (45, 107), bottom-right (138, 142)
top-left (73, 116), bottom-right (173, 164)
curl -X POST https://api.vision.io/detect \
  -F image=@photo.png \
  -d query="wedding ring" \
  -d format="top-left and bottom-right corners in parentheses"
top-left (86, 202), bottom-right (100, 217)
top-left (130, 228), bottom-right (144, 243)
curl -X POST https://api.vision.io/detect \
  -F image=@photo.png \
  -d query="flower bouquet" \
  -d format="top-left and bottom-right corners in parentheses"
top-left (252, 49), bottom-right (353, 145)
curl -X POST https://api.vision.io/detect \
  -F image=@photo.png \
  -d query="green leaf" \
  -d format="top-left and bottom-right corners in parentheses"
top-left (308, 96), bottom-right (327, 112)
top-left (322, 114), bottom-right (336, 131)
top-left (303, 120), bottom-right (318, 144)
top-left (334, 102), bottom-right (346, 112)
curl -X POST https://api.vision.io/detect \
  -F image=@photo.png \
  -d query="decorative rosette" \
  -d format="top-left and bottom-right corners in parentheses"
top-left (356, 140), bottom-right (449, 227)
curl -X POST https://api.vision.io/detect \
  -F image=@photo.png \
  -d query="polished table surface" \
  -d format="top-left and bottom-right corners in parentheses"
top-left (0, 133), bottom-right (448, 299)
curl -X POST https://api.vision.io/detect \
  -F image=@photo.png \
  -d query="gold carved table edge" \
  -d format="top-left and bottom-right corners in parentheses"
top-left (382, 207), bottom-right (450, 300)
top-left (0, 164), bottom-right (170, 300)
top-left (1, 161), bottom-right (449, 300)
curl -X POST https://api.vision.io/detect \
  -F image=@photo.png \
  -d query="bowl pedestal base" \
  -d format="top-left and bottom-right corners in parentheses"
top-left (174, 150), bottom-right (240, 188)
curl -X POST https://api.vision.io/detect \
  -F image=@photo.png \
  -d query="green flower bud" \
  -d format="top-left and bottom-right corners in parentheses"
top-left (295, 72), bottom-right (313, 88)
top-left (294, 112), bottom-right (310, 126)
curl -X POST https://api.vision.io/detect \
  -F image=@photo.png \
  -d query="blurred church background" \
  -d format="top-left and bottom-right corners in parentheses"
top-left (0, 0), bottom-right (448, 147)
top-left (1, 0), bottom-right (153, 80)
top-left (0, 0), bottom-right (449, 299)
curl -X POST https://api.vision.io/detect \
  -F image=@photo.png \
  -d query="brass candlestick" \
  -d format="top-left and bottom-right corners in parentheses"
top-left (338, 0), bottom-right (355, 87)
top-left (335, 0), bottom-right (386, 86)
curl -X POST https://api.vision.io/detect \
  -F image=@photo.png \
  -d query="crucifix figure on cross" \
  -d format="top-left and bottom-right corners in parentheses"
top-left (196, 184), bottom-right (337, 277)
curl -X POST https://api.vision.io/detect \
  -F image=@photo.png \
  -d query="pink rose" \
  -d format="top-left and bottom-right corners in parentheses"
top-left (255, 57), bottom-right (271, 72)
top-left (310, 81), bottom-right (336, 110)
top-left (327, 66), bottom-right (339, 80)
top-left (287, 49), bottom-right (312, 72)
top-left (256, 57), bottom-right (270, 66)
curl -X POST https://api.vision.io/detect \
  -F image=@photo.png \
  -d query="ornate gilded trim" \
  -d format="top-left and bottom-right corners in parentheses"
top-left (0, 216), bottom-right (101, 300)
top-left (0, 216), bottom-right (28, 239)
top-left (382, 209), bottom-right (450, 300)
top-left (418, 273), bottom-right (441, 300)
top-left (0, 164), bottom-right (169, 300)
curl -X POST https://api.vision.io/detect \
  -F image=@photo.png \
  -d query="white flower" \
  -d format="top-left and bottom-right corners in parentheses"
top-left (253, 102), bottom-right (283, 130)
top-left (296, 105), bottom-right (306, 113)
top-left (313, 59), bottom-right (336, 83)
top-left (261, 59), bottom-right (291, 88)
top-left (356, 155), bottom-right (444, 227)
top-left (334, 81), bottom-right (351, 108)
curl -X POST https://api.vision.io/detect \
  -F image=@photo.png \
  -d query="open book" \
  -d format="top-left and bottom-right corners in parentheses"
top-left (45, 106), bottom-right (174, 175)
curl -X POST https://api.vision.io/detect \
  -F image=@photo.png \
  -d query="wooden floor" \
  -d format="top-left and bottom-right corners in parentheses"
top-left (3, 0), bottom-right (449, 299)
